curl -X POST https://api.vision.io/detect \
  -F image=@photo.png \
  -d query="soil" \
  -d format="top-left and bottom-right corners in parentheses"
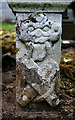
top-left (2, 48), bottom-right (75, 120)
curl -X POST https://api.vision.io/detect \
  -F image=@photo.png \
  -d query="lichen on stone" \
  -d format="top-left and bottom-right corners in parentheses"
top-left (16, 13), bottom-right (62, 107)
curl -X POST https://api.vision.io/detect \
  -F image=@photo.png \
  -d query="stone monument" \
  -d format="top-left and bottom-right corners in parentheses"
top-left (7, 0), bottom-right (72, 111)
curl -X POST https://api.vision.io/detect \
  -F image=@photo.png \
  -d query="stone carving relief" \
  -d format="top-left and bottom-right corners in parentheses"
top-left (19, 13), bottom-right (61, 61)
top-left (16, 13), bottom-right (62, 108)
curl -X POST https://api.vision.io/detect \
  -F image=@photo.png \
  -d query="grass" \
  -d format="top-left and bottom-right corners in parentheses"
top-left (0, 22), bottom-right (16, 31)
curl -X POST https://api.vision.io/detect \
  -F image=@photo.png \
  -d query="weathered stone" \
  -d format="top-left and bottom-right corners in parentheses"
top-left (16, 54), bottom-right (59, 106)
top-left (16, 13), bottom-right (62, 65)
top-left (7, 0), bottom-right (72, 111)
top-left (16, 62), bottom-right (38, 107)
top-left (15, 13), bottom-right (61, 107)
top-left (32, 44), bottom-right (46, 61)
top-left (7, 0), bottom-right (72, 13)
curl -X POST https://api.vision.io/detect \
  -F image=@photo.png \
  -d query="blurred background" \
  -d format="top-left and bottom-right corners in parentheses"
top-left (0, 0), bottom-right (15, 23)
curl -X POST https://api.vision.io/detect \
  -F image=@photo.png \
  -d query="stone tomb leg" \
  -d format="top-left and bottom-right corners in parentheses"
top-left (7, 0), bottom-right (72, 112)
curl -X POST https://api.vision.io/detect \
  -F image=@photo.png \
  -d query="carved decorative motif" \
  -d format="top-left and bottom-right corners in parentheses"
top-left (16, 13), bottom-right (61, 107)
top-left (7, 0), bottom-right (72, 111)
top-left (19, 13), bottom-right (61, 61)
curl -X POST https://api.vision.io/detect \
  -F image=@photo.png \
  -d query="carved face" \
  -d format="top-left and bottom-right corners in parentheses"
top-left (19, 13), bottom-right (61, 61)
top-left (20, 13), bottom-right (61, 43)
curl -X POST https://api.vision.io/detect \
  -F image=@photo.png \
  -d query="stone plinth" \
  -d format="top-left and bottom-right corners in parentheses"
top-left (7, 0), bottom-right (72, 111)
top-left (7, 0), bottom-right (72, 13)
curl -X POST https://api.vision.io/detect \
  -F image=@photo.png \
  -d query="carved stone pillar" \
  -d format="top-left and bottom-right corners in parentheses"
top-left (7, 0), bottom-right (72, 111)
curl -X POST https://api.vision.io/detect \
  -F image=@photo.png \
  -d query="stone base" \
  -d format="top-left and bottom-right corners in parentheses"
top-left (16, 63), bottom-right (50, 112)
top-left (16, 59), bottom-right (60, 111)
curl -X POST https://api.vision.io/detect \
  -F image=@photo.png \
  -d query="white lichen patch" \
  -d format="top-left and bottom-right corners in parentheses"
top-left (56, 99), bottom-right (60, 105)
top-left (26, 85), bottom-right (30, 89)
top-left (22, 95), bottom-right (28, 101)
top-left (32, 83), bottom-right (36, 87)
top-left (24, 88), bottom-right (27, 91)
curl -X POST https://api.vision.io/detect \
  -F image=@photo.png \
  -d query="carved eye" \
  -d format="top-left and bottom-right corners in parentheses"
top-left (28, 27), bottom-right (34, 32)
top-left (43, 27), bottom-right (49, 32)
top-left (54, 29), bottom-right (58, 32)
top-left (49, 22), bottom-right (51, 25)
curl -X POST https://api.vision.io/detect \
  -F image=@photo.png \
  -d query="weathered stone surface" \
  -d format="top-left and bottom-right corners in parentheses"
top-left (16, 14), bottom-right (61, 107)
top-left (16, 13), bottom-right (62, 64)
top-left (17, 57), bottom-right (59, 107)
top-left (32, 44), bottom-right (46, 61)
top-left (7, 0), bottom-right (72, 13)
top-left (7, 0), bottom-right (72, 111)
top-left (16, 13), bottom-right (61, 107)
top-left (25, 58), bottom-right (59, 106)
top-left (16, 63), bottom-right (38, 107)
